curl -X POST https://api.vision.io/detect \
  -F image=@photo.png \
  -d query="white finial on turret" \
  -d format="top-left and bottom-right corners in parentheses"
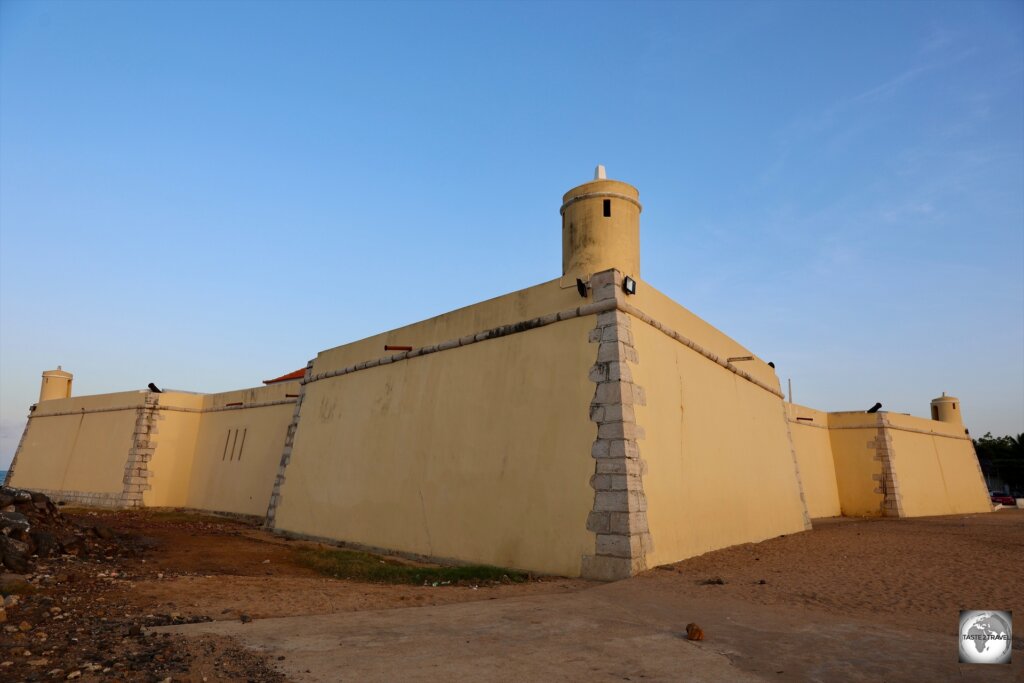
top-left (594, 164), bottom-right (607, 180)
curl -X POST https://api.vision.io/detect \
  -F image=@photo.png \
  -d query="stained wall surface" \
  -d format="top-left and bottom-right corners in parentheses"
top-left (786, 403), bottom-right (842, 518)
top-left (8, 392), bottom-right (148, 497)
top-left (272, 280), bottom-right (599, 577)
top-left (184, 383), bottom-right (299, 517)
top-left (8, 385), bottom-right (298, 517)
top-left (626, 282), bottom-right (810, 567)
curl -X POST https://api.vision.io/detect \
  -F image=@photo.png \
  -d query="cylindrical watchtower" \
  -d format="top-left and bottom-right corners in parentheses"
top-left (930, 392), bottom-right (963, 426)
top-left (39, 366), bottom-right (73, 402)
top-left (560, 165), bottom-right (642, 282)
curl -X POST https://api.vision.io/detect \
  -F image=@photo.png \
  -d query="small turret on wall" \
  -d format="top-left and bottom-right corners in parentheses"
top-left (933, 393), bottom-right (962, 423)
top-left (39, 366), bottom-right (73, 402)
top-left (930, 392), bottom-right (963, 427)
top-left (560, 165), bottom-right (642, 282)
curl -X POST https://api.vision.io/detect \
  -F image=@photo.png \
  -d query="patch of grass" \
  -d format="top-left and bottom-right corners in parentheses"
top-left (139, 510), bottom-right (238, 525)
top-left (295, 547), bottom-right (529, 585)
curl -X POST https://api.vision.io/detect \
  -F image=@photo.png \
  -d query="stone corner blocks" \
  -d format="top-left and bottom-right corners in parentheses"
top-left (581, 289), bottom-right (653, 581)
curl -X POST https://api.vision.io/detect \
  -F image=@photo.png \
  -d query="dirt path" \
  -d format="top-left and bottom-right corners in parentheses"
top-left (161, 510), bottom-right (1023, 682)
top-left (3, 506), bottom-right (1022, 681)
top-left (639, 511), bottom-right (1024, 635)
top-left (160, 583), bottom-right (1017, 683)
top-left (1, 508), bottom-right (586, 682)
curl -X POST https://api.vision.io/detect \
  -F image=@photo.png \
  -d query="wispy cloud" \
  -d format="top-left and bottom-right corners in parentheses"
top-left (920, 26), bottom-right (957, 55)
top-left (764, 33), bottom-right (980, 181)
top-left (849, 49), bottom-right (977, 107)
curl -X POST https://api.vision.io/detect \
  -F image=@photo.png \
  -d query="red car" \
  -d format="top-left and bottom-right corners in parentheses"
top-left (990, 492), bottom-right (1016, 506)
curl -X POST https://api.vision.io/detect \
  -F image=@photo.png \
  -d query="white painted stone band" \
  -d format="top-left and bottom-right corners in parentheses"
top-left (29, 398), bottom-right (297, 419)
top-left (617, 301), bottom-right (785, 399)
top-left (160, 400), bottom-right (298, 414)
top-left (303, 298), bottom-right (786, 401)
top-left (792, 418), bottom-right (971, 441)
top-left (304, 299), bottom-right (619, 385)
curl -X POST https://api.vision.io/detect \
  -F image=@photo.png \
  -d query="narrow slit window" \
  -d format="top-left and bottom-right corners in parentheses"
top-left (603, 199), bottom-right (611, 217)
top-left (222, 431), bottom-right (231, 461)
top-left (229, 429), bottom-right (239, 461)
top-left (237, 428), bottom-right (248, 461)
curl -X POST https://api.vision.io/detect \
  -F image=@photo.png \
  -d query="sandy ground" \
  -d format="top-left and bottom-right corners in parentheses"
top-left (640, 511), bottom-right (1024, 635)
top-left (160, 509), bottom-right (1024, 682)
top-left (3, 507), bottom-right (1022, 681)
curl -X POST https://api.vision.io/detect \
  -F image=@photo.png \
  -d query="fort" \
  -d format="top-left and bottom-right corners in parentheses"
top-left (4, 167), bottom-right (992, 580)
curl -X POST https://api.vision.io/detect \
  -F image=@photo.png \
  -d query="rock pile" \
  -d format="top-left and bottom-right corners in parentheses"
top-left (0, 486), bottom-right (115, 573)
top-left (0, 502), bottom-right (285, 681)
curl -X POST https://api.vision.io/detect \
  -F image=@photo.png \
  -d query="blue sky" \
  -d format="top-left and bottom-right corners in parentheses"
top-left (1, 0), bottom-right (1022, 467)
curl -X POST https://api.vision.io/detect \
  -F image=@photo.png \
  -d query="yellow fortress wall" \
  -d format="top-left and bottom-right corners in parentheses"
top-left (8, 391), bottom-right (150, 507)
top-left (184, 383), bottom-right (299, 517)
top-left (819, 409), bottom-right (991, 518)
top-left (6, 384), bottom-right (300, 516)
top-left (824, 412), bottom-right (890, 516)
top-left (881, 412), bottom-right (990, 517)
top-left (143, 392), bottom-right (204, 508)
top-left (269, 280), bottom-right (600, 577)
top-left (786, 403), bottom-right (842, 518)
top-left (625, 279), bottom-right (811, 566)
top-left (6, 168), bottom-right (995, 581)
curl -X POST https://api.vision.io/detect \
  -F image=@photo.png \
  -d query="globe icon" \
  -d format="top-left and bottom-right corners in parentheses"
top-left (959, 611), bottom-right (1012, 664)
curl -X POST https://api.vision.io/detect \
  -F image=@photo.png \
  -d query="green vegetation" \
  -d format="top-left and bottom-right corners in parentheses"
top-left (294, 547), bottom-right (529, 585)
top-left (974, 432), bottom-right (1024, 493)
top-left (141, 510), bottom-right (234, 524)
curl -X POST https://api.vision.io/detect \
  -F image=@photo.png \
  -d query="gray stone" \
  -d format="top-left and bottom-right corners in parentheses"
top-left (593, 491), bottom-right (629, 512)
top-left (580, 554), bottom-right (645, 581)
top-left (596, 533), bottom-right (642, 558)
top-left (585, 511), bottom-right (610, 533)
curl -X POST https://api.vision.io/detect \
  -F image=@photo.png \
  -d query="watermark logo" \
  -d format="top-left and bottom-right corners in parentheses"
top-left (959, 610), bottom-right (1012, 664)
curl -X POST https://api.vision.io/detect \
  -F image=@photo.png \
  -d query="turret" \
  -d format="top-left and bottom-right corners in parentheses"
top-left (561, 165), bottom-right (642, 282)
top-left (39, 366), bottom-right (73, 402)
top-left (930, 392), bottom-right (963, 427)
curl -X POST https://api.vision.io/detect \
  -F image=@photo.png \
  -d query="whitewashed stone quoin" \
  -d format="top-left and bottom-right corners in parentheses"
top-left (870, 415), bottom-right (905, 517)
top-left (265, 360), bottom-right (314, 528)
top-left (581, 269), bottom-right (653, 580)
top-left (121, 392), bottom-right (160, 508)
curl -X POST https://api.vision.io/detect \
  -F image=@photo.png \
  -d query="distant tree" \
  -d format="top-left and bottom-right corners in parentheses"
top-left (974, 432), bottom-right (1024, 494)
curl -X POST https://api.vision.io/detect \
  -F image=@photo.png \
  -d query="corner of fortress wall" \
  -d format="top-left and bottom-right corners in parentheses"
top-left (5, 268), bottom-right (993, 577)
top-left (5, 384), bottom-right (302, 518)
top-left (581, 270), bottom-right (653, 580)
top-left (785, 406), bottom-right (991, 519)
top-left (877, 412), bottom-right (991, 516)
top-left (4, 166), bottom-right (993, 577)
top-left (267, 277), bottom-right (601, 577)
top-left (265, 268), bottom-right (815, 579)
top-left (610, 272), bottom-right (811, 570)
top-left (785, 403), bottom-right (843, 518)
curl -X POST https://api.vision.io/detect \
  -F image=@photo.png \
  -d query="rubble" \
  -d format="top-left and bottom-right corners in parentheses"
top-left (1, 486), bottom-right (118, 573)
top-left (0, 487), bottom-right (284, 681)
